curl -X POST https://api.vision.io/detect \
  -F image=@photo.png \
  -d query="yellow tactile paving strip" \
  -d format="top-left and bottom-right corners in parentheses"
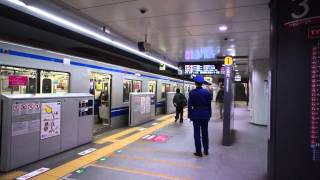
top-left (94, 127), bottom-right (140, 144)
top-left (0, 170), bottom-right (26, 180)
top-left (32, 113), bottom-right (177, 179)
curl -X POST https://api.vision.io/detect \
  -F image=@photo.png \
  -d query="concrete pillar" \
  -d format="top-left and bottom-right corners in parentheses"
top-left (251, 59), bottom-right (269, 125)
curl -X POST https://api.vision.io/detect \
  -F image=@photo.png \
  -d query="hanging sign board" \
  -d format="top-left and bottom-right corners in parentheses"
top-left (160, 63), bottom-right (166, 70)
top-left (224, 56), bottom-right (233, 65)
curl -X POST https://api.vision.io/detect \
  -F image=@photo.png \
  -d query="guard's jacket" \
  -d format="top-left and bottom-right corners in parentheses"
top-left (188, 87), bottom-right (212, 120)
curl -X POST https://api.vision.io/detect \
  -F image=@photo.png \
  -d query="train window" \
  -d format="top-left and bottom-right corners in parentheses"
top-left (0, 66), bottom-right (37, 94)
top-left (148, 81), bottom-right (156, 93)
top-left (123, 79), bottom-right (133, 102)
top-left (161, 83), bottom-right (171, 98)
top-left (173, 84), bottom-right (177, 92)
top-left (40, 70), bottom-right (69, 94)
top-left (133, 80), bottom-right (142, 92)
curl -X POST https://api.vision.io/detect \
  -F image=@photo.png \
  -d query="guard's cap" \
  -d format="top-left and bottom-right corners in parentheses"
top-left (194, 75), bottom-right (205, 84)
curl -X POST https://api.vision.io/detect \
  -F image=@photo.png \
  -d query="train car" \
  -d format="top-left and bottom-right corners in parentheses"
top-left (0, 41), bottom-right (193, 134)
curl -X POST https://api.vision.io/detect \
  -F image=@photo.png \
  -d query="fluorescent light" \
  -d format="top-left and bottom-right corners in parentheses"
top-left (135, 73), bottom-right (141, 77)
top-left (6, 0), bottom-right (178, 70)
top-left (235, 69), bottom-right (239, 72)
top-left (227, 48), bottom-right (233, 51)
top-left (7, 0), bottom-right (25, 6)
top-left (219, 25), bottom-right (228, 31)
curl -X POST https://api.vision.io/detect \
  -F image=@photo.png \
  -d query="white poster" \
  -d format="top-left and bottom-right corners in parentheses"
top-left (12, 119), bottom-right (40, 136)
top-left (41, 102), bottom-right (61, 140)
top-left (12, 121), bottom-right (28, 136)
top-left (145, 96), bottom-right (151, 113)
top-left (140, 97), bottom-right (146, 114)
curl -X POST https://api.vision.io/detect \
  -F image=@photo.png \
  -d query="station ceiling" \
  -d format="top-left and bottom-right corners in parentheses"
top-left (1, 0), bottom-right (270, 76)
top-left (55, 0), bottom-right (270, 63)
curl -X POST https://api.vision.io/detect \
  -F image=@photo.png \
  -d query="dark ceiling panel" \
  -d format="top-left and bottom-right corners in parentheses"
top-left (0, 4), bottom-right (184, 79)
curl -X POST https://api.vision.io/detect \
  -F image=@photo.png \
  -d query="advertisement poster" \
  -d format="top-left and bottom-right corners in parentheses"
top-left (8, 75), bottom-right (28, 86)
top-left (12, 119), bottom-right (40, 136)
top-left (40, 102), bottom-right (61, 140)
top-left (140, 97), bottom-right (146, 114)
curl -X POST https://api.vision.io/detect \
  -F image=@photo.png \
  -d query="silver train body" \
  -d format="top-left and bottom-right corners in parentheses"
top-left (0, 41), bottom-right (194, 129)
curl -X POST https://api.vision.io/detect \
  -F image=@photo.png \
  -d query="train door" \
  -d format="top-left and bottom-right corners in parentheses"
top-left (148, 81), bottom-right (157, 113)
top-left (90, 72), bottom-right (111, 134)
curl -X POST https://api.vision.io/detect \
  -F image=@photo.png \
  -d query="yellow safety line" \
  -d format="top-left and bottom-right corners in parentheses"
top-left (95, 127), bottom-right (140, 144)
top-left (34, 117), bottom-right (175, 179)
top-left (110, 154), bottom-right (201, 169)
top-left (0, 170), bottom-right (26, 180)
top-left (90, 164), bottom-right (192, 180)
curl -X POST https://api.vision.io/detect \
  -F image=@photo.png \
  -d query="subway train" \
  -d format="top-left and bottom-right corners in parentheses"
top-left (0, 41), bottom-right (195, 134)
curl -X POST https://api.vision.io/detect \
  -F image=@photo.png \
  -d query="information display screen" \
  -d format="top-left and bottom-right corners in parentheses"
top-left (178, 62), bottom-right (222, 75)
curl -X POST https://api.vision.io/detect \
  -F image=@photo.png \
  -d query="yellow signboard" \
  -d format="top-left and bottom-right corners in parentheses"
top-left (224, 56), bottom-right (233, 65)
top-left (160, 64), bottom-right (166, 70)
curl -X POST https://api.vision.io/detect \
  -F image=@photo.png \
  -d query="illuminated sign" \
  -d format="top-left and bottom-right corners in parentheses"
top-left (178, 62), bottom-right (222, 75)
top-left (234, 75), bottom-right (241, 82)
top-left (160, 64), bottom-right (166, 70)
top-left (184, 65), bottom-right (219, 75)
top-left (224, 56), bottom-right (233, 65)
top-left (185, 47), bottom-right (220, 60)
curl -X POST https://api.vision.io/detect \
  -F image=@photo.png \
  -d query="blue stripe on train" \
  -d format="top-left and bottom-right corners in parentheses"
top-left (70, 61), bottom-right (135, 75)
top-left (7, 50), bottom-right (64, 63)
top-left (156, 101), bottom-right (165, 108)
top-left (0, 49), bottom-right (184, 81)
top-left (111, 107), bottom-right (129, 117)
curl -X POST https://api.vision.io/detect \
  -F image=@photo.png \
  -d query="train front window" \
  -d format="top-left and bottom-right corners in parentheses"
top-left (123, 79), bottom-right (133, 102)
top-left (133, 80), bottom-right (142, 92)
top-left (0, 66), bottom-right (37, 95)
top-left (40, 70), bottom-right (69, 94)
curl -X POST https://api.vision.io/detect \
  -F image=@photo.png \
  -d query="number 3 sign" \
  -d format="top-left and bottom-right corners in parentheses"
top-left (291, 0), bottom-right (309, 19)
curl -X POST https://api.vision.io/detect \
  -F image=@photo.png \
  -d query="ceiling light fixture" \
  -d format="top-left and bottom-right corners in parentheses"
top-left (6, 0), bottom-right (178, 70)
top-left (219, 25), bottom-right (228, 31)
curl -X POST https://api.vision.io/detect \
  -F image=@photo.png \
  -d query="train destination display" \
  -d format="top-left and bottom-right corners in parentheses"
top-left (179, 62), bottom-right (222, 75)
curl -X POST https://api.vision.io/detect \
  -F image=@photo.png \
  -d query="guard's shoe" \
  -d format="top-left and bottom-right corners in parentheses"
top-left (204, 151), bottom-right (209, 156)
top-left (193, 152), bottom-right (202, 157)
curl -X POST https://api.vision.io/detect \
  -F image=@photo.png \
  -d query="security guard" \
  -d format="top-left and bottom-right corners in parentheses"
top-left (188, 75), bottom-right (212, 157)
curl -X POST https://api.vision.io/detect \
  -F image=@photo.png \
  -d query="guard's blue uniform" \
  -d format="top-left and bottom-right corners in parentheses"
top-left (188, 86), bottom-right (212, 154)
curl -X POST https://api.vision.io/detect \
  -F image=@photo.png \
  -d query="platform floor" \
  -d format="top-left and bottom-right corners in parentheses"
top-left (0, 103), bottom-right (267, 180)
